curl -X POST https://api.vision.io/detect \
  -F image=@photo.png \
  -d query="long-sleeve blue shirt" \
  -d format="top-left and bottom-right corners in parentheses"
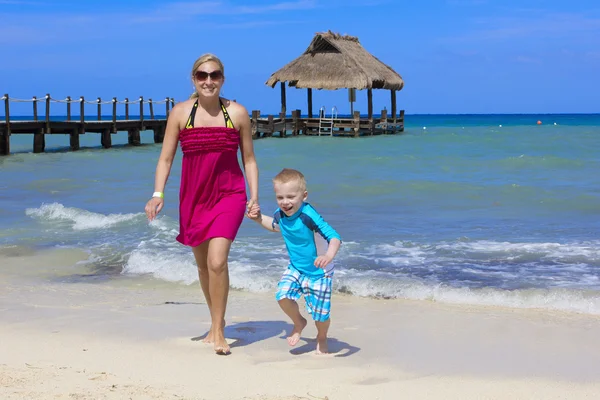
top-left (272, 202), bottom-right (341, 277)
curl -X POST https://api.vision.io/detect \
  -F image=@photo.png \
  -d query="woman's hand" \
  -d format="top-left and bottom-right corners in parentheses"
top-left (246, 198), bottom-right (258, 215)
top-left (145, 197), bottom-right (164, 221)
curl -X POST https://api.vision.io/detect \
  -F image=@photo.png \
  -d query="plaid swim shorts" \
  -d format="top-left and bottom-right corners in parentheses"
top-left (275, 265), bottom-right (333, 322)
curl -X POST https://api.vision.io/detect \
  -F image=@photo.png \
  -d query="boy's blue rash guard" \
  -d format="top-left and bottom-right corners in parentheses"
top-left (272, 202), bottom-right (341, 277)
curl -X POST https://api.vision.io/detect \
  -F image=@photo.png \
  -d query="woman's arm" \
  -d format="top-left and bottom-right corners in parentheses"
top-left (145, 102), bottom-right (186, 221)
top-left (235, 104), bottom-right (259, 206)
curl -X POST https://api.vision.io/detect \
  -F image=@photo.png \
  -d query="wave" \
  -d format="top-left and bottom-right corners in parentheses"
top-left (25, 202), bottom-right (141, 230)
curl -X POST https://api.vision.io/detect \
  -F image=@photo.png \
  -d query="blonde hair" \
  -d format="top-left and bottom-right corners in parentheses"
top-left (273, 168), bottom-right (307, 192)
top-left (190, 53), bottom-right (225, 99)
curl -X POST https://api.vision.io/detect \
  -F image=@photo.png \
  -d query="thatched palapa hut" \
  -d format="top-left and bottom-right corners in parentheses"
top-left (265, 31), bottom-right (404, 119)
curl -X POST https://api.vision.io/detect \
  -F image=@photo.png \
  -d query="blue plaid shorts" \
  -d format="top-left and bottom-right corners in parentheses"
top-left (275, 265), bottom-right (333, 322)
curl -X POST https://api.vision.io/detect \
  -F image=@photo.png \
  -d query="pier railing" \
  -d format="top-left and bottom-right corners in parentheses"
top-left (0, 93), bottom-right (175, 155)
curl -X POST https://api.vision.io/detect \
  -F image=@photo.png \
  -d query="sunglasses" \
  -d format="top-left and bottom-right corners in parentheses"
top-left (194, 70), bottom-right (224, 81)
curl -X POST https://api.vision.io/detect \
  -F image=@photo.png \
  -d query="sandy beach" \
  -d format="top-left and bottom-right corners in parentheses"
top-left (2, 248), bottom-right (600, 400)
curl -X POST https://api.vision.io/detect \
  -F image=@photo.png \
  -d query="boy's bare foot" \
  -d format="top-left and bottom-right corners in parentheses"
top-left (315, 335), bottom-right (328, 354)
top-left (203, 320), bottom-right (226, 344)
top-left (288, 317), bottom-right (307, 346)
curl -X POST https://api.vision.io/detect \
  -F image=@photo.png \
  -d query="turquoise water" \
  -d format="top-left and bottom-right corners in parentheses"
top-left (1, 114), bottom-right (599, 314)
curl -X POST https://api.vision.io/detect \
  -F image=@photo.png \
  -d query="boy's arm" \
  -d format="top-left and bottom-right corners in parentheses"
top-left (324, 237), bottom-right (341, 259)
top-left (253, 213), bottom-right (280, 232)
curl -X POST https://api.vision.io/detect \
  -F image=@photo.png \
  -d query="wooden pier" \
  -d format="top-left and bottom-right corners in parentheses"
top-left (250, 109), bottom-right (404, 138)
top-left (0, 94), bottom-right (174, 155)
top-left (0, 93), bottom-right (404, 156)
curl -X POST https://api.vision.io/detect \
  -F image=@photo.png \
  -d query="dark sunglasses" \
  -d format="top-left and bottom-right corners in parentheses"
top-left (194, 70), bottom-right (223, 81)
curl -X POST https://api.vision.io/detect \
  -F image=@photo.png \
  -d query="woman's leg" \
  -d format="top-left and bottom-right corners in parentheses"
top-left (204, 237), bottom-right (232, 354)
top-left (191, 242), bottom-right (217, 343)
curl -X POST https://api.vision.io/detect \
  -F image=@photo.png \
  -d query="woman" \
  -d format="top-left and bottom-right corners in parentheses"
top-left (145, 53), bottom-right (259, 355)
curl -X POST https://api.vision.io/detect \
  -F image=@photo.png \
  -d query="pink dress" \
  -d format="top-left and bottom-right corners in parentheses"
top-left (176, 126), bottom-right (247, 247)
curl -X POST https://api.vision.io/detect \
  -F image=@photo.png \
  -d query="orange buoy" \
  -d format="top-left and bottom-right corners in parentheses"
top-left (537, 120), bottom-right (542, 125)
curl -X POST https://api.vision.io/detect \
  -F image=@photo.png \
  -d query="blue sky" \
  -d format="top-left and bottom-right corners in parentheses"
top-left (1, 0), bottom-right (599, 115)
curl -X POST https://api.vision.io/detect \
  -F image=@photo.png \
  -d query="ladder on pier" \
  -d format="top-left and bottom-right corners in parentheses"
top-left (318, 106), bottom-right (337, 136)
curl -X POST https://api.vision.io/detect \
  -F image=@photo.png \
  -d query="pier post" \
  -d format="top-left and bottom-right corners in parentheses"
top-left (353, 111), bottom-right (360, 137)
top-left (79, 97), bottom-right (85, 124)
top-left (278, 112), bottom-right (286, 137)
top-left (1, 94), bottom-right (9, 155)
top-left (153, 125), bottom-right (165, 143)
top-left (112, 97), bottom-right (117, 132)
top-left (101, 129), bottom-right (112, 148)
top-left (67, 96), bottom-right (72, 121)
top-left (292, 110), bottom-right (299, 136)
top-left (251, 110), bottom-right (259, 139)
top-left (33, 128), bottom-right (45, 153)
top-left (33, 96), bottom-right (38, 121)
top-left (128, 128), bottom-right (141, 146)
top-left (70, 129), bottom-right (80, 151)
top-left (267, 115), bottom-right (274, 138)
top-left (149, 99), bottom-right (154, 120)
top-left (399, 110), bottom-right (405, 132)
top-left (97, 97), bottom-right (102, 121)
top-left (79, 97), bottom-right (85, 134)
top-left (165, 97), bottom-right (170, 118)
top-left (139, 96), bottom-right (144, 130)
top-left (125, 98), bottom-right (129, 120)
top-left (45, 94), bottom-right (51, 133)
top-left (380, 109), bottom-right (388, 134)
top-left (0, 133), bottom-right (8, 155)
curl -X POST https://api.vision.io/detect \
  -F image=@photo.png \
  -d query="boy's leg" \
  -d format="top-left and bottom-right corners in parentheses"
top-left (315, 318), bottom-right (330, 354)
top-left (278, 298), bottom-right (307, 346)
top-left (276, 266), bottom-right (307, 346)
top-left (305, 272), bottom-right (333, 354)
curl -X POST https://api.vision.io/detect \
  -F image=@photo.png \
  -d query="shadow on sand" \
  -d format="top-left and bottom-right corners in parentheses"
top-left (191, 320), bottom-right (360, 357)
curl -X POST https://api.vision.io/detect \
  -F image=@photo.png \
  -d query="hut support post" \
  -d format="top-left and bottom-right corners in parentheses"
top-left (280, 82), bottom-right (287, 115)
top-left (367, 89), bottom-right (373, 119)
top-left (391, 90), bottom-right (397, 123)
top-left (367, 89), bottom-right (374, 135)
top-left (307, 89), bottom-right (313, 118)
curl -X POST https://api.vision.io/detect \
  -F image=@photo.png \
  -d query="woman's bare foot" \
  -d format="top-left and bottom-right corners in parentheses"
top-left (214, 331), bottom-right (230, 355)
top-left (287, 317), bottom-right (307, 346)
top-left (202, 320), bottom-right (226, 344)
top-left (315, 335), bottom-right (328, 354)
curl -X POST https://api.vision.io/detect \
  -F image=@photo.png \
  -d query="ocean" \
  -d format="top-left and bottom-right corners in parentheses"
top-left (1, 114), bottom-right (599, 315)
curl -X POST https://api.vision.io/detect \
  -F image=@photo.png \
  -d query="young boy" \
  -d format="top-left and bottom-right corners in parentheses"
top-left (247, 168), bottom-right (341, 354)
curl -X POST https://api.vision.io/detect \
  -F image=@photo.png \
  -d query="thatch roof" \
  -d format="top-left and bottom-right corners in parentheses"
top-left (265, 31), bottom-right (404, 91)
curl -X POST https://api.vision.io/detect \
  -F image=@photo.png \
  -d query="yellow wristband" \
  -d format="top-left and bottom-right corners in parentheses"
top-left (152, 191), bottom-right (164, 199)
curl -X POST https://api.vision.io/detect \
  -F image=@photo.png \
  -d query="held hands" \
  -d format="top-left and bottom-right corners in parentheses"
top-left (246, 199), bottom-right (261, 220)
top-left (145, 197), bottom-right (164, 221)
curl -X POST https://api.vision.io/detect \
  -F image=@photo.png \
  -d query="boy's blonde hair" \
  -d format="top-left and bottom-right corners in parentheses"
top-left (272, 168), bottom-right (307, 192)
